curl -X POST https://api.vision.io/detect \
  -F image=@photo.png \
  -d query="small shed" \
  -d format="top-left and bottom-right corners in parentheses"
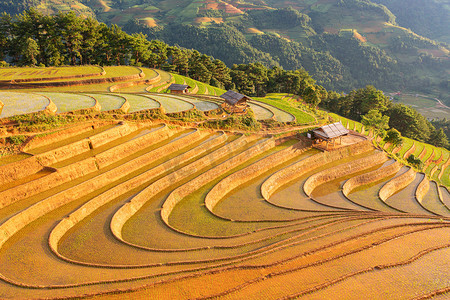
top-left (168, 84), bottom-right (191, 94)
top-left (220, 90), bottom-right (251, 113)
top-left (312, 122), bottom-right (349, 149)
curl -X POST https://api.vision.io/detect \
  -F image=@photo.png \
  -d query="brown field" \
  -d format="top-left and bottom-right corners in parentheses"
top-left (194, 17), bottom-right (224, 24)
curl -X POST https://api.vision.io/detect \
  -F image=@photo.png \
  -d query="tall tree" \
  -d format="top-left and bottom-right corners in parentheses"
top-left (56, 12), bottom-right (84, 65)
top-left (387, 103), bottom-right (431, 142)
top-left (429, 128), bottom-right (449, 148)
top-left (20, 37), bottom-right (39, 65)
top-left (361, 109), bottom-right (390, 135)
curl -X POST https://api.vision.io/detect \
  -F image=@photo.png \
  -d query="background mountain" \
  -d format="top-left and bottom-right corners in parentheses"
top-left (0, 0), bottom-right (449, 104)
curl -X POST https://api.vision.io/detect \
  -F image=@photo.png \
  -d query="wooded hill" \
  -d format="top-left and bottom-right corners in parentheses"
top-left (0, 0), bottom-right (448, 104)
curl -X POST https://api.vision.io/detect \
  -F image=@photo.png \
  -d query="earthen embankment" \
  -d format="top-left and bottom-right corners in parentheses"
top-left (88, 122), bottom-right (141, 148)
top-left (342, 161), bottom-right (402, 196)
top-left (205, 140), bottom-right (310, 213)
top-left (303, 151), bottom-right (388, 196)
top-left (160, 138), bottom-right (276, 226)
top-left (50, 131), bottom-right (226, 255)
top-left (379, 167), bottom-right (417, 201)
top-left (94, 124), bottom-right (174, 168)
top-left (22, 122), bottom-right (97, 151)
top-left (415, 176), bottom-right (430, 204)
top-left (0, 158), bottom-right (98, 209)
top-left (261, 140), bottom-right (374, 201)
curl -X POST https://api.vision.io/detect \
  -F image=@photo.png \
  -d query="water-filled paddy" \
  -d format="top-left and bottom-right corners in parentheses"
top-left (420, 181), bottom-right (450, 216)
top-left (268, 150), bottom-right (378, 211)
top-left (251, 100), bottom-right (295, 122)
top-left (169, 95), bottom-right (219, 111)
top-left (120, 94), bottom-right (160, 112)
top-left (439, 186), bottom-right (450, 210)
top-left (145, 94), bottom-right (193, 113)
top-left (38, 92), bottom-right (96, 113)
top-left (248, 102), bottom-right (274, 120)
top-left (347, 167), bottom-right (407, 213)
top-left (85, 93), bottom-right (125, 111)
top-left (213, 148), bottom-right (322, 221)
top-left (310, 162), bottom-right (385, 211)
top-left (0, 92), bottom-right (49, 118)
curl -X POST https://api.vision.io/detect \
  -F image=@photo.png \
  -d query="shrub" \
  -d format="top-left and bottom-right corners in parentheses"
top-left (407, 154), bottom-right (423, 170)
top-left (7, 135), bottom-right (27, 145)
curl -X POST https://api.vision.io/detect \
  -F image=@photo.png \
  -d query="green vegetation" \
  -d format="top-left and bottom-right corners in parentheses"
top-left (407, 154), bottom-right (424, 170)
top-left (6, 134), bottom-right (27, 145)
top-left (323, 85), bottom-right (449, 149)
top-left (200, 109), bottom-right (261, 131)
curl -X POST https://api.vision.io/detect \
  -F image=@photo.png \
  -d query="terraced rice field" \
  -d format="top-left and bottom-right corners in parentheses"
top-left (146, 94), bottom-right (194, 113)
top-left (38, 92), bottom-right (97, 113)
top-left (0, 122), bottom-right (448, 299)
top-left (0, 66), bottom-right (104, 81)
top-left (169, 95), bottom-right (219, 111)
top-left (248, 102), bottom-right (274, 120)
top-left (253, 94), bottom-right (315, 124)
top-left (0, 92), bottom-right (50, 118)
top-left (119, 94), bottom-right (160, 113)
top-left (250, 100), bottom-right (295, 122)
top-left (85, 93), bottom-right (125, 111)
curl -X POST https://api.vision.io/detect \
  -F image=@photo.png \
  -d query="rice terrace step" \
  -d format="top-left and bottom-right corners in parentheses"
top-left (0, 66), bottom-right (449, 299)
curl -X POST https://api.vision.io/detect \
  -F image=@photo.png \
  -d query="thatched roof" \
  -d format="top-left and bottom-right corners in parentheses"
top-left (168, 84), bottom-right (191, 91)
top-left (313, 122), bottom-right (349, 140)
top-left (220, 90), bottom-right (251, 106)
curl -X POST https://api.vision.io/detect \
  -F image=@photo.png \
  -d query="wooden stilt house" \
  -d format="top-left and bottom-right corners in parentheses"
top-left (220, 90), bottom-right (251, 113)
top-left (168, 84), bottom-right (191, 94)
top-left (312, 122), bottom-right (349, 149)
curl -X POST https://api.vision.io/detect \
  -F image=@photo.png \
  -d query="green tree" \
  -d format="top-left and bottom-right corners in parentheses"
top-left (387, 103), bottom-right (431, 142)
top-left (407, 154), bottom-right (423, 170)
top-left (429, 128), bottom-right (449, 149)
top-left (383, 128), bottom-right (403, 147)
top-left (56, 12), bottom-right (83, 64)
top-left (20, 37), bottom-right (39, 65)
top-left (129, 32), bottom-right (150, 66)
top-left (302, 85), bottom-right (321, 107)
top-left (80, 18), bottom-right (102, 65)
top-left (361, 109), bottom-right (390, 135)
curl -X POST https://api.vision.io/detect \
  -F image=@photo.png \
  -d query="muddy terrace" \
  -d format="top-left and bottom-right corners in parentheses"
top-left (0, 120), bottom-right (448, 299)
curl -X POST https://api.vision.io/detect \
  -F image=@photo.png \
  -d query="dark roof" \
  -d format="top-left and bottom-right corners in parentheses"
top-left (220, 90), bottom-right (251, 106)
top-left (168, 84), bottom-right (191, 91)
top-left (313, 122), bottom-right (349, 140)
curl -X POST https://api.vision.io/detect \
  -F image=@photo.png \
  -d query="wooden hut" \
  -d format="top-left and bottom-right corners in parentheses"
top-left (168, 84), bottom-right (191, 94)
top-left (220, 90), bottom-right (251, 113)
top-left (312, 122), bottom-right (349, 149)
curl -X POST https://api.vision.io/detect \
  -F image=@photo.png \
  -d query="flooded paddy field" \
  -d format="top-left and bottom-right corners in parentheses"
top-left (146, 94), bottom-right (193, 113)
top-left (0, 124), bottom-right (449, 299)
top-left (85, 93), bottom-right (125, 111)
top-left (122, 94), bottom-right (160, 112)
top-left (0, 92), bottom-right (50, 118)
